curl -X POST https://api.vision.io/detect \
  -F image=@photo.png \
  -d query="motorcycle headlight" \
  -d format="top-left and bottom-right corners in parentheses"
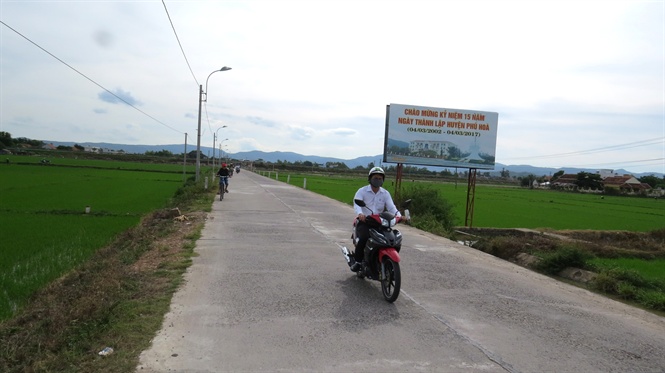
top-left (380, 217), bottom-right (390, 227)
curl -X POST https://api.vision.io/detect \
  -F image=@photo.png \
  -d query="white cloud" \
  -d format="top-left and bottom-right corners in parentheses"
top-left (98, 88), bottom-right (141, 106)
top-left (0, 0), bottom-right (662, 173)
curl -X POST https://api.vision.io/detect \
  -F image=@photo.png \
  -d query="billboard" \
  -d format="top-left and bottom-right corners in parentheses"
top-left (384, 103), bottom-right (499, 169)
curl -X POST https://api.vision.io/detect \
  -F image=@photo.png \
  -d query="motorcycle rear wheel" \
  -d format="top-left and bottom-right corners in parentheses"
top-left (381, 257), bottom-right (400, 302)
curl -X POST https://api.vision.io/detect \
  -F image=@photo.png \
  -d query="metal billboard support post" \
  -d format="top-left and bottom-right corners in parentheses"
top-left (395, 163), bottom-right (403, 203)
top-left (465, 168), bottom-right (477, 227)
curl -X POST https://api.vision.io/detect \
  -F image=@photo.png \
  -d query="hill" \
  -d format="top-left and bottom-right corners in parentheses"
top-left (43, 140), bottom-right (662, 178)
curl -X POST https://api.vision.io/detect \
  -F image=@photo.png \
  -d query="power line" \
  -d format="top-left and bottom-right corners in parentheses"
top-left (566, 158), bottom-right (665, 168)
top-left (161, 0), bottom-right (199, 88)
top-left (504, 137), bottom-right (665, 161)
top-left (0, 20), bottom-right (183, 134)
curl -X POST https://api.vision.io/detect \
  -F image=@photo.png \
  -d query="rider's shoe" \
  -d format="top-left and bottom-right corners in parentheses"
top-left (226, 189), bottom-right (229, 193)
top-left (350, 261), bottom-right (362, 272)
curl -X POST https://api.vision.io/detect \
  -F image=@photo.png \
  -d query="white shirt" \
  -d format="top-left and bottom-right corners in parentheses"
top-left (353, 185), bottom-right (401, 217)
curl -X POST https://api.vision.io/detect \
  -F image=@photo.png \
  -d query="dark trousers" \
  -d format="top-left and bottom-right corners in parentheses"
top-left (354, 220), bottom-right (370, 262)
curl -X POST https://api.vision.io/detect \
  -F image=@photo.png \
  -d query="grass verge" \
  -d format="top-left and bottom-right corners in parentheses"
top-left (0, 178), bottom-right (216, 372)
top-left (463, 228), bottom-right (665, 314)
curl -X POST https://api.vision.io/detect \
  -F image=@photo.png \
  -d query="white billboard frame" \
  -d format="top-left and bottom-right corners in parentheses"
top-left (383, 103), bottom-right (499, 170)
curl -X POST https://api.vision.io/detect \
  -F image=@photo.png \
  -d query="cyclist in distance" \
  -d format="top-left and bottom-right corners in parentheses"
top-left (216, 163), bottom-right (231, 194)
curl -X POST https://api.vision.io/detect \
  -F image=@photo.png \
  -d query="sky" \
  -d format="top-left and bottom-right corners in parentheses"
top-left (1, 0), bottom-right (664, 174)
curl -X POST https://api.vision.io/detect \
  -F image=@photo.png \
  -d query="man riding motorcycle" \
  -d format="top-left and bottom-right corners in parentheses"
top-left (350, 166), bottom-right (401, 272)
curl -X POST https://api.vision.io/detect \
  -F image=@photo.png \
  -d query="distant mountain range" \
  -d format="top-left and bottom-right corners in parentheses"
top-left (44, 140), bottom-right (663, 178)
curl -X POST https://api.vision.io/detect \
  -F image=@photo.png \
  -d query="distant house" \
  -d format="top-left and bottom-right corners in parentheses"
top-left (42, 143), bottom-right (57, 150)
top-left (602, 175), bottom-right (651, 193)
top-left (552, 174), bottom-right (578, 188)
top-left (596, 169), bottom-right (616, 178)
top-left (187, 150), bottom-right (207, 160)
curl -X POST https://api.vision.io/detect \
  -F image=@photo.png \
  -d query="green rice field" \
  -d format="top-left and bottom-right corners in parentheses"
top-left (262, 171), bottom-right (665, 232)
top-left (0, 156), bottom-right (194, 319)
top-left (590, 258), bottom-right (665, 282)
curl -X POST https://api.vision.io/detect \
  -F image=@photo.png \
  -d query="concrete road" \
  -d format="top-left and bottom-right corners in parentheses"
top-left (137, 171), bottom-right (665, 373)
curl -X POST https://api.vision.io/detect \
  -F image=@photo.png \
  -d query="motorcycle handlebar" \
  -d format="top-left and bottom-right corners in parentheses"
top-left (359, 214), bottom-right (405, 224)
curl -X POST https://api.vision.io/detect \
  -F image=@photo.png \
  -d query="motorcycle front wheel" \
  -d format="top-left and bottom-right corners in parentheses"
top-left (381, 257), bottom-right (401, 302)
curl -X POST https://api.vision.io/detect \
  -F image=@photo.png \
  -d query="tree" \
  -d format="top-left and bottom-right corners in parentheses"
top-left (16, 137), bottom-right (43, 147)
top-left (187, 150), bottom-right (206, 159)
top-left (576, 172), bottom-right (603, 189)
top-left (325, 161), bottom-right (349, 170)
top-left (448, 146), bottom-right (462, 159)
top-left (146, 150), bottom-right (174, 157)
top-left (639, 174), bottom-right (665, 189)
top-left (551, 170), bottom-right (565, 181)
top-left (519, 174), bottom-right (536, 188)
top-left (0, 132), bottom-right (12, 147)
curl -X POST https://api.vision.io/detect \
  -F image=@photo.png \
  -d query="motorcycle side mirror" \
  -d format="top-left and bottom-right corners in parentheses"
top-left (402, 199), bottom-right (412, 208)
top-left (354, 199), bottom-right (366, 207)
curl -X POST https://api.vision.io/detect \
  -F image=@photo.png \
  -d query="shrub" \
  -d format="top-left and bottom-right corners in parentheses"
top-left (617, 282), bottom-right (638, 299)
top-left (535, 246), bottom-right (593, 275)
top-left (400, 184), bottom-right (456, 234)
top-left (604, 187), bottom-right (621, 196)
top-left (592, 272), bottom-right (619, 293)
top-left (650, 227), bottom-right (665, 242)
top-left (606, 268), bottom-right (651, 289)
top-left (591, 267), bottom-right (665, 310)
top-left (637, 290), bottom-right (665, 311)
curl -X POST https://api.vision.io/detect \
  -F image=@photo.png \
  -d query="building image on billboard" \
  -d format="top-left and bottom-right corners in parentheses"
top-left (408, 140), bottom-right (456, 158)
top-left (384, 103), bottom-right (499, 170)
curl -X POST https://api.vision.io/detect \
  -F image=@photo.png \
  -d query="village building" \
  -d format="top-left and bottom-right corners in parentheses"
top-left (602, 175), bottom-right (652, 193)
top-left (551, 174), bottom-right (579, 189)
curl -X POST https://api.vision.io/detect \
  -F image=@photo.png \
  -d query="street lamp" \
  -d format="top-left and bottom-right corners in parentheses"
top-left (219, 138), bottom-right (229, 163)
top-left (212, 125), bottom-right (227, 170)
top-left (196, 66), bottom-right (232, 181)
top-left (217, 138), bottom-right (228, 167)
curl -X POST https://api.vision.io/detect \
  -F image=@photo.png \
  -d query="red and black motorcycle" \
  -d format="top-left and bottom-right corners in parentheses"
top-left (341, 199), bottom-right (410, 302)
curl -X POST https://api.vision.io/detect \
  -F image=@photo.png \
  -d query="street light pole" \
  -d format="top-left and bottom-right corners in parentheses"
top-left (196, 66), bottom-right (232, 182)
top-left (219, 139), bottom-right (228, 165)
top-left (212, 125), bottom-right (227, 171)
top-left (219, 139), bottom-right (230, 164)
top-left (220, 138), bottom-right (228, 162)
